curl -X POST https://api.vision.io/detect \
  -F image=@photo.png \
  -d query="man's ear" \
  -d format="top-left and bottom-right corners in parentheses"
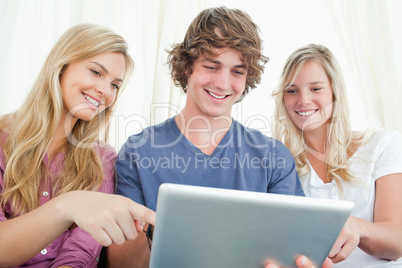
top-left (185, 65), bottom-right (194, 76)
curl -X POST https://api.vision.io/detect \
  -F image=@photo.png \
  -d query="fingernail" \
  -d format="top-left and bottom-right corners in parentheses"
top-left (266, 264), bottom-right (279, 268)
top-left (299, 255), bottom-right (308, 266)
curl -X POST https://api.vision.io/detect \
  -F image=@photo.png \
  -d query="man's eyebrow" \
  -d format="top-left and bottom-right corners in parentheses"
top-left (234, 63), bottom-right (247, 69)
top-left (204, 58), bottom-right (246, 69)
top-left (90, 61), bottom-right (123, 82)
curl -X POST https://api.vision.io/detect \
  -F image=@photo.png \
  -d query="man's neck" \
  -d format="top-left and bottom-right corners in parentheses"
top-left (175, 109), bottom-right (232, 155)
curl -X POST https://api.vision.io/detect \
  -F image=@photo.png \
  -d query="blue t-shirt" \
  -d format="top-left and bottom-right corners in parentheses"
top-left (116, 117), bottom-right (304, 211)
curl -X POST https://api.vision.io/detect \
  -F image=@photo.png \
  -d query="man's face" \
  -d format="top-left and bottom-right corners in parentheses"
top-left (185, 47), bottom-right (247, 119)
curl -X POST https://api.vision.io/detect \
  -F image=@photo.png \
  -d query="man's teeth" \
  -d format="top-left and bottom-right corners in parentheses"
top-left (207, 91), bottom-right (226, 99)
top-left (297, 110), bottom-right (316, 116)
top-left (84, 94), bottom-right (100, 107)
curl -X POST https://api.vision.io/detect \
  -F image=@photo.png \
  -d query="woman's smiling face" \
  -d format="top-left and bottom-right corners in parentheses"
top-left (283, 60), bottom-right (334, 134)
top-left (60, 52), bottom-right (125, 122)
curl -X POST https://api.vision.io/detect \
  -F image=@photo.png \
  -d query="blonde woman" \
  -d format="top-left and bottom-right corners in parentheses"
top-left (273, 43), bottom-right (402, 267)
top-left (0, 24), bottom-right (155, 267)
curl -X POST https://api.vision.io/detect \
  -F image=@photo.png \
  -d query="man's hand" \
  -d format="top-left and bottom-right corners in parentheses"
top-left (265, 255), bottom-right (333, 268)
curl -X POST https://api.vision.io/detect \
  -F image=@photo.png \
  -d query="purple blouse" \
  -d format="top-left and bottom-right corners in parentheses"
top-left (0, 144), bottom-right (116, 268)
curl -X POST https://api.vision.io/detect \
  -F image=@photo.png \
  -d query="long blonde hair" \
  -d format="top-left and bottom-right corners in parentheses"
top-left (273, 44), bottom-right (364, 193)
top-left (0, 23), bottom-right (134, 217)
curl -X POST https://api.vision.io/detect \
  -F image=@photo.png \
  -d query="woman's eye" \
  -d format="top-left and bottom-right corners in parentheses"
top-left (285, 89), bottom-right (297, 94)
top-left (91, 69), bottom-right (101, 76)
top-left (312, 87), bottom-right (322, 92)
top-left (111, 83), bottom-right (119, 90)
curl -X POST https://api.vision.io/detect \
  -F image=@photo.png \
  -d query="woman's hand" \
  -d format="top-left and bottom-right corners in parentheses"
top-left (328, 216), bottom-right (361, 263)
top-left (59, 191), bottom-right (156, 247)
top-left (0, 190), bottom-right (155, 267)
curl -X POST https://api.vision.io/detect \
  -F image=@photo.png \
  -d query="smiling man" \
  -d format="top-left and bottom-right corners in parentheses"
top-left (104, 6), bottom-right (324, 268)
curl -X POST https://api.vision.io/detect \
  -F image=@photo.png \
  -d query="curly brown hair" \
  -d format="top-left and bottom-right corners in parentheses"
top-left (167, 6), bottom-right (269, 102)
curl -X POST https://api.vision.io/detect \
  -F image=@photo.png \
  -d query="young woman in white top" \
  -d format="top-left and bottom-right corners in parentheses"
top-left (273, 43), bottom-right (402, 267)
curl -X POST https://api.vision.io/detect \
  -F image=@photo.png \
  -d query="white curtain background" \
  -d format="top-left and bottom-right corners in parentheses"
top-left (325, 0), bottom-right (402, 132)
top-left (0, 0), bottom-right (399, 149)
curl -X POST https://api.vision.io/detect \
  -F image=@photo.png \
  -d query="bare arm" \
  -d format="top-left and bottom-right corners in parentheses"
top-left (329, 173), bottom-right (402, 262)
top-left (360, 173), bottom-right (402, 258)
top-left (0, 191), bottom-right (155, 267)
top-left (0, 195), bottom-right (71, 267)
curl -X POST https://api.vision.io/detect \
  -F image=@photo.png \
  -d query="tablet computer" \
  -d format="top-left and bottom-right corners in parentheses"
top-left (149, 183), bottom-right (354, 268)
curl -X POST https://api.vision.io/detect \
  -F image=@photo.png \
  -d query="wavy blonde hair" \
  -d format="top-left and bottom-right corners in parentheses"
top-left (273, 44), bottom-right (364, 193)
top-left (0, 23), bottom-right (134, 217)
